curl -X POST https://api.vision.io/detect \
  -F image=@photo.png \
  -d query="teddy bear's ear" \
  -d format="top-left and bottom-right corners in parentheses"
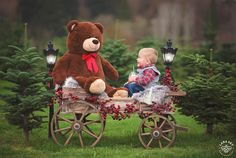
top-left (67, 20), bottom-right (79, 32)
top-left (94, 23), bottom-right (104, 34)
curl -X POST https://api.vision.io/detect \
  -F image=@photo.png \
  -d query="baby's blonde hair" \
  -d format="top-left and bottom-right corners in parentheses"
top-left (139, 48), bottom-right (158, 64)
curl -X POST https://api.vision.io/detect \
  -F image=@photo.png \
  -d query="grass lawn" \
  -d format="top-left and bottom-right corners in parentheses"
top-left (0, 108), bottom-right (235, 158)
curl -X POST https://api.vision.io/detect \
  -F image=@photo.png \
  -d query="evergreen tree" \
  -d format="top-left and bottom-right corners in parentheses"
top-left (178, 51), bottom-right (235, 135)
top-left (216, 42), bottom-right (236, 64)
top-left (100, 39), bottom-right (135, 87)
top-left (0, 80), bottom-right (17, 106)
top-left (0, 19), bottom-right (23, 108)
top-left (0, 26), bottom-right (50, 142)
top-left (0, 18), bottom-right (24, 71)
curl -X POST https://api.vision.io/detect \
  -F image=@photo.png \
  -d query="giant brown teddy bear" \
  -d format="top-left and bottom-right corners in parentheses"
top-left (52, 20), bottom-right (128, 97)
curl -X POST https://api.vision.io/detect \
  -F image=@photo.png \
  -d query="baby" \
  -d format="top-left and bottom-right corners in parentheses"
top-left (124, 48), bottom-right (160, 97)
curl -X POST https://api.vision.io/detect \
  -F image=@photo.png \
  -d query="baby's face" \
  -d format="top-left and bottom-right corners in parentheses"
top-left (137, 52), bottom-right (150, 68)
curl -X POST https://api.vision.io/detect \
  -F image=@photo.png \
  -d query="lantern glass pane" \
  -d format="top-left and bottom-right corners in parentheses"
top-left (46, 54), bottom-right (57, 64)
top-left (164, 53), bottom-right (175, 63)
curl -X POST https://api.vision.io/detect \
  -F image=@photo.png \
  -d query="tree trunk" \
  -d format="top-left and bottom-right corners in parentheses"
top-left (23, 115), bottom-right (29, 143)
top-left (206, 123), bottom-right (213, 135)
top-left (23, 127), bottom-right (29, 143)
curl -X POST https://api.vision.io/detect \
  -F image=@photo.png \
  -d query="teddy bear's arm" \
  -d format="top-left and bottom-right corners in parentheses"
top-left (52, 53), bottom-right (71, 85)
top-left (100, 56), bottom-right (119, 81)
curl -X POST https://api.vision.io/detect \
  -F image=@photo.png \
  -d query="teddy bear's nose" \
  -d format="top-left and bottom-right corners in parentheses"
top-left (92, 39), bottom-right (99, 44)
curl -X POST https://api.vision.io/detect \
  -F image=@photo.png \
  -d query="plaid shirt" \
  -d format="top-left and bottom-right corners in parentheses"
top-left (135, 68), bottom-right (159, 86)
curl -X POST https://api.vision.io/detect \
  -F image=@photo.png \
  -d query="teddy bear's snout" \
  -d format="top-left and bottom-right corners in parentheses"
top-left (83, 37), bottom-right (101, 52)
top-left (92, 39), bottom-right (99, 45)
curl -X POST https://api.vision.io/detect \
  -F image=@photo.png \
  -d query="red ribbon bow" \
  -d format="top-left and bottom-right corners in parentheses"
top-left (82, 53), bottom-right (99, 74)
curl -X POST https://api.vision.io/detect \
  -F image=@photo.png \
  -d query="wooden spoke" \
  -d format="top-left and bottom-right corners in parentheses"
top-left (62, 128), bottom-right (72, 136)
top-left (85, 119), bottom-right (92, 122)
top-left (153, 118), bottom-right (157, 128)
top-left (168, 114), bottom-right (176, 124)
top-left (162, 129), bottom-right (174, 133)
top-left (78, 132), bottom-right (84, 147)
top-left (73, 111), bottom-right (77, 121)
top-left (147, 137), bottom-right (154, 147)
top-left (80, 106), bottom-right (90, 121)
top-left (159, 120), bottom-right (166, 129)
top-left (83, 128), bottom-right (98, 139)
top-left (162, 135), bottom-right (171, 142)
top-left (55, 126), bottom-right (71, 133)
top-left (84, 120), bottom-right (101, 126)
top-left (143, 123), bottom-right (153, 129)
top-left (158, 139), bottom-right (163, 149)
top-left (141, 132), bottom-right (151, 136)
top-left (64, 131), bottom-right (75, 146)
top-left (57, 115), bottom-right (73, 123)
top-left (84, 125), bottom-right (96, 135)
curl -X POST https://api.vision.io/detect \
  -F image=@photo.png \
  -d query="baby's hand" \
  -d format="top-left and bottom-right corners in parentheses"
top-left (128, 75), bottom-right (137, 83)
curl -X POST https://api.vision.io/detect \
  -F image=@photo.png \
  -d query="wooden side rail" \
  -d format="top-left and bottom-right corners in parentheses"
top-left (166, 90), bottom-right (186, 97)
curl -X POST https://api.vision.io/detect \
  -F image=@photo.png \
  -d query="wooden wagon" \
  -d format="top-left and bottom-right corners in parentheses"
top-left (51, 87), bottom-right (187, 149)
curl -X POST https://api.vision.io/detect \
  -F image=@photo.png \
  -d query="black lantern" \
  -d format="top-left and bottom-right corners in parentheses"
top-left (43, 42), bottom-right (58, 71)
top-left (43, 42), bottom-right (58, 138)
top-left (161, 39), bottom-right (178, 65)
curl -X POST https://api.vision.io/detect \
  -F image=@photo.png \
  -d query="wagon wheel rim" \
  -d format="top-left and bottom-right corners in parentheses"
top-left (138, 114), bottom-right (176, 149)
top-left (140, 114), bottom-right (176, 133)
top-left (51, 100), bottom-right (105, 147)
top-left (167, 114), bottom-right (176, 125)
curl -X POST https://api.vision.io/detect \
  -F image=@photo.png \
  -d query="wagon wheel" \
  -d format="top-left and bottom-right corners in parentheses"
top-left (141, 114), bottom-right (176, 132)
top-left (51, 100), bottom-right (105, 147)
top-left (160, 114), bottom-right (177, 137)
top-left (166, 114), bottom-right (176, 125)
top-left (138, 114), bottom-right (176, 149)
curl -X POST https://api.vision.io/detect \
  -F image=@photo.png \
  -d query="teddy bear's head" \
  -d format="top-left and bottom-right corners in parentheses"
top-left (66, 20), bottom-right (104, 54)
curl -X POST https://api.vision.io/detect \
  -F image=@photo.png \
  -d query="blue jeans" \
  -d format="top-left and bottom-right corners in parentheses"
top-left (124, 82), bottom-right (144, 97)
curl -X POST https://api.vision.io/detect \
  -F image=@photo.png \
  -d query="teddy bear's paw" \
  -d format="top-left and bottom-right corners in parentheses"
top-left (89, 79), bottom-right (106, 94)
top-left (113, 90), bottom-right (128, 98)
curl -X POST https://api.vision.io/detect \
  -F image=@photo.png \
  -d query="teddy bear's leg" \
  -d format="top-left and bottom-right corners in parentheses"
top-left (76, 76), bottom-right (106, 94)
top-left (89, 79), bottom-right (106, 94)
top-left (105, 84), bottom-right (128, 98)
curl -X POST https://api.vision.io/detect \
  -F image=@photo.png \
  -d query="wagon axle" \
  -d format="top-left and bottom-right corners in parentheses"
top-left (152, 128), bottom-right (162, 139)
top-left (72, 121), bottom-right (83, 132)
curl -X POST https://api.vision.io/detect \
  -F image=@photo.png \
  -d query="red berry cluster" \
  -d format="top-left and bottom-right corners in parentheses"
top-left (85, 96), bottom-right (100, 104)
top-left (96, 99), bottom-right (110, 120)
top-left (161, 67), bottom-right (179, 92)
top-left (138, 111), bottom-right (151, 119)
top-left (99, 102), bottom-right (139, 121)
top-left (124, 104), bottom-right (139, 114)
top-left (68, 93), bottom-right (79, 101)
top-left (99, 103), bottom-right (119, 120)
top-left (55, 88), bottom-right (64, 105)
top-left (47, 96), bottom-right (55, 107)
top-left (150, 101), bottom-right (175, 114)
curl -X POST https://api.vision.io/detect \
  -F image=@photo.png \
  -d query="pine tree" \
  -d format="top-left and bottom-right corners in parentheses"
top-left (0, 25), bottom-right (50, 142)
top-left (0, 80), bottom-right (17, 106)
top-left (178, 51), bottom-right (235, 134)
